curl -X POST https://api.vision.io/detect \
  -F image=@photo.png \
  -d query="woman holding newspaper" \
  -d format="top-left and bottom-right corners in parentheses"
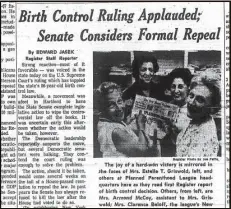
top-left (95, 82), bottom-right (160, 158)
top-left (122, 53), bottom-right (166, 118)
top-left (176, 72), bottom-right (220, 157)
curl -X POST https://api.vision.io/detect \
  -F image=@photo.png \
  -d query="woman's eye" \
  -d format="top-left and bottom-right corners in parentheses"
top-left (171, 85), bottom-right (176, 90)
top-left (196, 97), bottom-right (205, 104)
top-left (178, 84), bottom-right (184, 89)
top-left (189, 93), bottom-right (194, 99)
top-left (117, 99), bottom-right (123, 105)
top-left (148, 68), bottom-right (154, 72)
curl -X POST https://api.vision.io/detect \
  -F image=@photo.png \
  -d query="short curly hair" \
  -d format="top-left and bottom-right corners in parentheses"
top-left (190, 71), bottom-right (221, 114)
top-left (132, 54), bottom-right (159, 81)
top-left (167, 68), bottom-right (192, 89)
top-left (94, 82), bottom-right (121, 113)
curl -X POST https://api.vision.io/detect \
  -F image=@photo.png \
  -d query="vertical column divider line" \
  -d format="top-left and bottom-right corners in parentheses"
top-left (16, 2), bottom-right (18, 208)
top-left (223, 2), bottom-right (226, 208)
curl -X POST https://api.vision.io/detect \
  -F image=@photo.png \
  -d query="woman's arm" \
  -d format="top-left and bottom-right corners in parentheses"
top-left (112, 111), bottom-right (161, 157)
top-left (112, 111), bottom-right (148, 157)
top-left (112, 128), bottom-right (148, 157)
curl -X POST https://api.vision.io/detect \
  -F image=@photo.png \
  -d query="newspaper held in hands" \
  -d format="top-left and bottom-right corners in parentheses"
top-left (131, 95), bottom-right (179, 138)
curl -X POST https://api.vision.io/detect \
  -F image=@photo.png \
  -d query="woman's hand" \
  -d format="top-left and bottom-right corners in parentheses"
top-left (150, 128), bottom-right (161, 157)
top-left (161, 117), bottom-right (180, 135)
top-left (124, 114), bottom-right (136, 125)
top-left (136, 110), bottom-right (146, 131)
top-left (125, 98), bottom-right (134, 107)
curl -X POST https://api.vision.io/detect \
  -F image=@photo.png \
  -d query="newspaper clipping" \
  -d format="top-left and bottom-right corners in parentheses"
top-left (1, 2), bottom-right (230, 208)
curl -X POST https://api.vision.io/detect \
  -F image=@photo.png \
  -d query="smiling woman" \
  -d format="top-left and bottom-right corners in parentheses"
top-left (94, 82), bottom-right (159, 157)
top-left (176, 72), bottom-right (221, 157)
top-left (122, 54), bottom-right (166, 118)
top-left (161, 68), bottom-right (192, 157)
top-left (168, 68), bottom-right (192, 107)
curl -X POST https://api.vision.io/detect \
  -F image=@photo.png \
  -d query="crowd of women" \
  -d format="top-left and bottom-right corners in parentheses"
top-left (94, 54), bottom-right (221, 158)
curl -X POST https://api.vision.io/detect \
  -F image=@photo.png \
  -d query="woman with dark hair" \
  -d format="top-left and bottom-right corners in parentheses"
top-left (122, 54), bottom-right (166, 120)
top-left (168, 68), bottom-right (192, 131)
top-left (176, 72), bottom-right (220, 157)
top-left (168, 68), bottom-right (192, 106)
top-left (161, 68), bottom-right (192, 157)
top-left (122, 54), bottom-right (165, 101)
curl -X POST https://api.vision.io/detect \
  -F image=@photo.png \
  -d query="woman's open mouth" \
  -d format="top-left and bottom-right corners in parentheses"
top-left (143, 76), bottom-right (151, 82)
top-left (174, 93), bottom-right (181, 99)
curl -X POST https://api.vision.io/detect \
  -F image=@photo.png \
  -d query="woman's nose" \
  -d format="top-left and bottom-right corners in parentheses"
top-left (175, 87), bottom-right (180, 93)
top-left (144, 69), bottom-right (151, 75)
top-left (116, 103), bottom-right (124, 110)
top-left (188, 97), bottom-right (195, 105)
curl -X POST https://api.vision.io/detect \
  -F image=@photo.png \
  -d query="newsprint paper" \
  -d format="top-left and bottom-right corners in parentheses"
top-left (1, 1), bottom-right (230, 208)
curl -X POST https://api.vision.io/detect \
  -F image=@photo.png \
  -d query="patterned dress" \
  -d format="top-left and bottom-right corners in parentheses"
top-left (176, 116), bottom-right (219, 157)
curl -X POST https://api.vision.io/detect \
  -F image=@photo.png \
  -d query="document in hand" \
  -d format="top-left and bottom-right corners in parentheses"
top-left (131, 95), bottom-right (179, 138)
top-left (132, 95), bottom-right (179, 122)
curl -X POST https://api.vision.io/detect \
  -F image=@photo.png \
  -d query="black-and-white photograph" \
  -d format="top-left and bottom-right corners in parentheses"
top-left (2, 2), bottom-right (229, 208)
top-left (93, 51), bottom-right (221, 158)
